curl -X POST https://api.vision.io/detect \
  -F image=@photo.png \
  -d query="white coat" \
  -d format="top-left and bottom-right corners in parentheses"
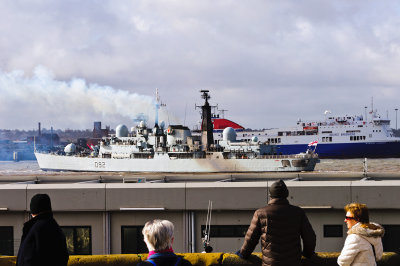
top-left (337, 222), bottom-right (385, 266)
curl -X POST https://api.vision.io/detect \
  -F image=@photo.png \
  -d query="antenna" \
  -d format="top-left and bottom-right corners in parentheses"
top-left (219, 109), bottom-right (228, 119)
top-left (184, 103), bottom-right (187, 126)
top-left (202, 200), bottom-right (213, 253)
top-left (154, 88), bottom-right (166, 126)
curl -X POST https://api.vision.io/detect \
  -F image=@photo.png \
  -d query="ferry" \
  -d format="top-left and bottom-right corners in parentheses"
top-left (211, 107), bottom-right (400, 159)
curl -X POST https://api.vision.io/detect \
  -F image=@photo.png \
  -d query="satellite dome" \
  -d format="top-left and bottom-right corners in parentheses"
top-left (116, 124), bottom-right (129, 138)
top-left (222, 127), bottom-right (237, 142)
top-left (64, 143), bottom-right (76, 154)
top-left (252, 136), bottom-right (258, 142)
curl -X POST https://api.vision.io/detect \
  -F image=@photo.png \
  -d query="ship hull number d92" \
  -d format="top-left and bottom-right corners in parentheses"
top-left (94, 162), bottom-right (106, 168)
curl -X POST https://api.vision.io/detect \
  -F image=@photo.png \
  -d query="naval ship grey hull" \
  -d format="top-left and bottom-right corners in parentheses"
top-left (35, 152), bottom-right (318, 172)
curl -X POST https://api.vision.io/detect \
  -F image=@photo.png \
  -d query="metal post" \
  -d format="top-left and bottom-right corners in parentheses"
top-left (363, 158), bottom-right (368, 177)
top-left (364, 106), bottom-right (367, 123)
top-left (395, 108), bottom-right (398, 130)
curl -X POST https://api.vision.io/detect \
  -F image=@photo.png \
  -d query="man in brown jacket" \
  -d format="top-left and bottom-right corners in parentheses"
top-left (237, 180), bottom-right (316, 266)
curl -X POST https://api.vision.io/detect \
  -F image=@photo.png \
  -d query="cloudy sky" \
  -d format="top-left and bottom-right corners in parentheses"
top-left (1, 1), bottom-right (400, 131)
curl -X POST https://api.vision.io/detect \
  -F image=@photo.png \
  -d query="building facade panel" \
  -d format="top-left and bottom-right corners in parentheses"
top-left (106, 184), bottom-right (186, 211)
top-left (186, 182), bottom-right (268, 210)
top-left (26, 184), bottom-right (106, 211)
top-left (0, 185), bottom-right (27, 211)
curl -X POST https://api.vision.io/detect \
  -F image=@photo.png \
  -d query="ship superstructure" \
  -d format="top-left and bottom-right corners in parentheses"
top-left (212, 106), bottom-right (400, 158)
top-left (35, 91), bottom-right (319, 172)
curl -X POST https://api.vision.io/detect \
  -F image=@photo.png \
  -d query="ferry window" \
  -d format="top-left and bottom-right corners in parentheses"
top-left (121, 226), bottom-right (147, 254)
top-left (323, 225), bottom-right (343, 238)
top-left (0, 226), bottom-right (13, 255)
top-left (61, 226), bottom-right (92, 255)
top-left (329, 137), bottom-right (332, 142)
top-left (201, 225), bottom-right (249, 238)
top-left (382, 225), bottom-right (400, 251)
top-left (350, 136), bottom-right (353, 141)
top-left (278, 138), bottom-right (281, 143)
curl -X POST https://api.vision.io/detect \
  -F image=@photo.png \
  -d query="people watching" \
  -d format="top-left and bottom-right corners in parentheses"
top-left (236, 179), bottom-right (316, 266)
top-left (17, 193), bottom-right (69, 266)
top-left (137, 219), bottom-right (192, 266)
top-left (338, 202), bottom-right (385, 266)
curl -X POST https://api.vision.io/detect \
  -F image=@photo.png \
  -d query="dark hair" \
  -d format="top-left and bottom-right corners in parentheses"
top-left (345, 203), bottom-right (369, 224)
top-left (30, 194), bottom-right (52, 214)
top-left (269, 179), bottom-right (289, 198)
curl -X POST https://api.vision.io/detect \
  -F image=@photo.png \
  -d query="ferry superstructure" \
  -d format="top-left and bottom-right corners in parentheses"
top-left (212, 108), bottom-right (400, 158)
top-left (35, 91), bottom-right (319, 172)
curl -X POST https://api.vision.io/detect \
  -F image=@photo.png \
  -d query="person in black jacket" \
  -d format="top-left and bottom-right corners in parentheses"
top-left (137, 219), bottom-right (192, 266)
top-left (237, 180), bottom-right (316, 266)
top-left (17, 193), bottom-right (69, 266)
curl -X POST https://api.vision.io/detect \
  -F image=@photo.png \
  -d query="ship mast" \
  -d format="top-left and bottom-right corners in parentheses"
top-left (198, 90), bottom-right (214, 151)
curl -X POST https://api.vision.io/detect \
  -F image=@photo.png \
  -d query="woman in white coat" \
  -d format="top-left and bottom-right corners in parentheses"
top-left (338, 203), bottom-right (385, 266)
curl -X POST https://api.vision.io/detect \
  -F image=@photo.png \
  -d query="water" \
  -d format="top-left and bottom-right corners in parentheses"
top-left (0, 158), bottom-right (399, 176)
top-left (315, 158), bottom-right (400, 173)
top-left (0, 161), bottom-right (42, 175)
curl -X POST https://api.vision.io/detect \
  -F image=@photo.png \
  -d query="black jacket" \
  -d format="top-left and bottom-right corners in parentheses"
top-left (17, 212), bottom-right (69, 266)
top-left (239, 198), bottom-right (316, 266)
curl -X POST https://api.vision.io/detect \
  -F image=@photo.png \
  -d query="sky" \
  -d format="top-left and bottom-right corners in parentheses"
top-left (1, 1), bottom-right (400, 131)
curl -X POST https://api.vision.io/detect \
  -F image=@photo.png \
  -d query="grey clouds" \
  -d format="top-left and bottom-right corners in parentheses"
top-left (1, 1), bottom-right (400, 130)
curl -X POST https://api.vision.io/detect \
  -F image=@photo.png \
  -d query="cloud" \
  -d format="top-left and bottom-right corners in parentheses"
top-left (1, 1), bottom-right (400, 130)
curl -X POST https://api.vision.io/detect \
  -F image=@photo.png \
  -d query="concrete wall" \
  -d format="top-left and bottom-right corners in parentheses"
top-left (1, 180), bottom-right (399, 256)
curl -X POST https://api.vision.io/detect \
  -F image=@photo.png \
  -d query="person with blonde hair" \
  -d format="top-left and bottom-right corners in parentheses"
top-left (138, 219), bottom-right (192, 266)
top-left (338, 203), bottom-right (385, 266)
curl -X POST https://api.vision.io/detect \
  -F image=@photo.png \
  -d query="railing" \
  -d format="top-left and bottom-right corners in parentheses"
top-left (1, 252), bottom-right (399, 266)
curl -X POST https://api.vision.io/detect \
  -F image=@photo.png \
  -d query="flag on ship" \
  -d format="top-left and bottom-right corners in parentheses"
top-left (308, 141), bottom-right (318, 146)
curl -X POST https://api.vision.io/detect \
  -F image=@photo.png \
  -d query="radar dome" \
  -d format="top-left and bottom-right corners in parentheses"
top-left (116, 124), bottom-right (129, 138)
top-left (139, 121), bottom-right (146, 128)
top-left (160, 121), bottom-right (165, 129)
top-left (64, 143), bottom-right (76, 154)
top-left (252, 136), bottom-right (258, 142)
top-left (223, 127), bottom-right (237, 142)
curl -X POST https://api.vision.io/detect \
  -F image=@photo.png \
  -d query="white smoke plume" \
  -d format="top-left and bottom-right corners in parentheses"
top-left (0, 66), bottom-right (170, 130)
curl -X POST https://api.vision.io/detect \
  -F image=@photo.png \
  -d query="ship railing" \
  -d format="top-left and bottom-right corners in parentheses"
top-left (257, 154), bottom-right (301, 159)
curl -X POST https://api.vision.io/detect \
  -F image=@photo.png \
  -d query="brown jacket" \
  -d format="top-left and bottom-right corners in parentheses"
top-left (239, 198), bottom-right (316, 266)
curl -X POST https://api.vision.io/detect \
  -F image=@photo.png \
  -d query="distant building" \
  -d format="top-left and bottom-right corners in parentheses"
top-left (26, 123), bottom-right (60, 146)
top-left (93, 121), bottom-right (110, 139)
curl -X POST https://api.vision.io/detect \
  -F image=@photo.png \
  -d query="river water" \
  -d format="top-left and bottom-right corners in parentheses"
top-left (0, 158), bottom-right (399, 176)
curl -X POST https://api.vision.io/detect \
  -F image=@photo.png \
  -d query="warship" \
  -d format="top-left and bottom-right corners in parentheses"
top-left (35, 91), bottom-right (319, 172)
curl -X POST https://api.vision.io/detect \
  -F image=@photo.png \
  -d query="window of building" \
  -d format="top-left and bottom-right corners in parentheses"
top-left (121, 226), bottom-right (147, 254)
top-left (0, 226), bottom-right (13, 256)
top-left (201, 225), bottom-right (249, 238)
top-left (323, 225), bottom-right (343, 238)
top-left (61, 226), bottom-right (92, 255)
top-left (382, 225), bottom-right (400, 252)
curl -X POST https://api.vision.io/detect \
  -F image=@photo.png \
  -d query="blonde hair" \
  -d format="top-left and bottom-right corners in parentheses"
top-left (142, 219), bottom-right (174, 252)
top-left (345, 202), bottom-right (369, 224)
